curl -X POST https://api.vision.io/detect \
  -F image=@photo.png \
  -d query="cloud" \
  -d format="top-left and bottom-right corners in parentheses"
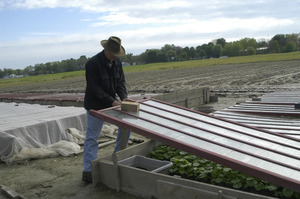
top-left (1, 0), bottom-right (299, 69)
top-left (27, 32), bottom-right (61, 36)
top-left (0, 33), bottom-right (102, 68)
top-left (6, 0), bottom-right (298, 28)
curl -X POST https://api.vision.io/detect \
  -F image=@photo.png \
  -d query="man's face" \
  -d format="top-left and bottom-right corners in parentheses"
top-left (105, 50), bottom-right (116, 61)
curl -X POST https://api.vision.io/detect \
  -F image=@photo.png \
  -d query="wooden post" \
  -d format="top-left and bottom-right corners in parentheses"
top-left (112, 152), bottom-right (120, 191)
top-left (120, 128), bottom-right (128, 150)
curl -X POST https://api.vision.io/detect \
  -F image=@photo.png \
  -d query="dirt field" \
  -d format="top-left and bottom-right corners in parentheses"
top-left (2, 60), bottom-right (300, 96)
top-left (0, 140), bottom-right (146, 199)
top-left (1, 59), bottom-right (300, 199)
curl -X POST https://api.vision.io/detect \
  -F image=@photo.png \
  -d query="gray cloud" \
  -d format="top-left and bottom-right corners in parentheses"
top-left (1, 0), bottom-right (299, 69)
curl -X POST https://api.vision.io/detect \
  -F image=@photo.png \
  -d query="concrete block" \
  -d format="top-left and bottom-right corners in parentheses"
top-left (153, 87), bottom-right (210, 108)
top-left (1, 185), bottom-right (20, 199)
top-left (209, 95), bottom-right (218, 102)
top-left (118, 155), bottom-right (173, 173)
top-left (121, 101), bottom-right (140, 112)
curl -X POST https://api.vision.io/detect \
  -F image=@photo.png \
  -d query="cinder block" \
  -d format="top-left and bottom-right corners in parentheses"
top-left (118, 155), bottom-right (173, 173)
top-left (121, 101), bottom-right (140, 112)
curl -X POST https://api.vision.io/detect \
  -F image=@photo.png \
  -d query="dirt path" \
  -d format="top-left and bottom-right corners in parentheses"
top-left (0, 138), bottom-right (145, 199)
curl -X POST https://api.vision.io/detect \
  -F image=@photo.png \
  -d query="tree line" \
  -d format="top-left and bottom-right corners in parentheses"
top-left (1, 33), bottom-right (299, 78)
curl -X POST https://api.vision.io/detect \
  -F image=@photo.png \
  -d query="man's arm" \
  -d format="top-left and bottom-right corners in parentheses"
top-left (115, 60), bottom-right (129, 101)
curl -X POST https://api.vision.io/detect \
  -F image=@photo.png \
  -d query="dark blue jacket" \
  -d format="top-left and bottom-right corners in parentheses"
top-left (84, 50), bottom-right (128, 110)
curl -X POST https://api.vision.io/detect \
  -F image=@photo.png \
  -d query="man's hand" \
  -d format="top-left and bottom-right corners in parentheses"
top-left (112, 100), bottom-right (121, 107)
top-left (112, 98), bottom-right (135, 107)
top-left (122, 98), bottom-right (136, 102)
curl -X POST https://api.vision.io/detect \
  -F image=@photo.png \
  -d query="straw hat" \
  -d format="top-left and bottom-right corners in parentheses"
top-left (100, 36), bottom-right (125, 56)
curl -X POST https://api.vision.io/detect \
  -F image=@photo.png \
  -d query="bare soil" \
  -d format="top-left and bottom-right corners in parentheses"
top-left (0, 141), bottom-right (146, 199)
top-left (2, 60), bottom-right (300, 96)
top-left (1, 60), bottom-right (300, 199)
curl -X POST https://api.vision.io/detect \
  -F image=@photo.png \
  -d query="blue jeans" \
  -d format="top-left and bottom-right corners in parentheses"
top-left (83, 111), bottom-right (130, 172)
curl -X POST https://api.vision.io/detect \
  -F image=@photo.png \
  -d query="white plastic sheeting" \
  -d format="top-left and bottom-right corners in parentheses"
top-left (0, 102), bottom-right (86, 164)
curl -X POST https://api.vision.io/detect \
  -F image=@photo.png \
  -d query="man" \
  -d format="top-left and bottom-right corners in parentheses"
top-left (82, 36), bottom-right (134, 183)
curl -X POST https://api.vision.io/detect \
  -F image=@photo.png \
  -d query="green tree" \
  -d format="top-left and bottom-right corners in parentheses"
top-left (15, 69), bottom-right (23, 75)
top-left (189, 47), bottom-right (197, 59)
top-left (34, 63), bottom-right (46, 75)
top-left (269, 40), bottom-right (280, 53)
top-left (77, 55), bottom-right (87, 69)
top-left (24, 65), bottom-right (34, 76)
top-left (286, 41), bottom-right (297, 52)
top-left (157, 52), bottom-right (168, 62)
top-left (216, 38), bottom-right (226, 47)
top-left (240, 38), bottom-right (257, 50)
top-left (143, 49), bottom-right (160, 63)
top-left (285, 34), bottom-right (299, 52)
top-left (256, 39), bottom-right (269, 54)
top-left (257, 40), bottom-right (268, 48)
top-left (196, 45), bottom-right (206, 58)
top-left (246, 46), bottom-right (256, 55)
top-left (161, 44), bottom-right (183, 61)
top-left (200, 43), bottom-right (214, 58)
top-left (166, 50), bottom-right (177, 61)
top-left (45, 62), bottom-right (53, 74)
top-left (223, 42), bottom-right (242, 57)
top-left (67, 58), bottom-right (78, 71)
top-left (123, 53), bottom-right (134, 65)
top-left (271, 34), bottom-right (287, 52)
top-left (161, 44), bottom-right (176, 52)
top-left (179, 51), bottom-right (188, 60)
top-left (212, 44), bottom-right (222, 58)
top-left (51, 61), bottom-right (62, 73)
top-left (232, 42), bottom-right (243, 56)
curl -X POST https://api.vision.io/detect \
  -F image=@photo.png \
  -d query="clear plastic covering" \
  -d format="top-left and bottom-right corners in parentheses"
top-left (0, 102), bottom-right (87, 164)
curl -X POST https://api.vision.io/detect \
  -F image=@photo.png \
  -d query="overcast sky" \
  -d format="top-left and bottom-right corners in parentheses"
top-left (0, 0), bottom-right (299, 70)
